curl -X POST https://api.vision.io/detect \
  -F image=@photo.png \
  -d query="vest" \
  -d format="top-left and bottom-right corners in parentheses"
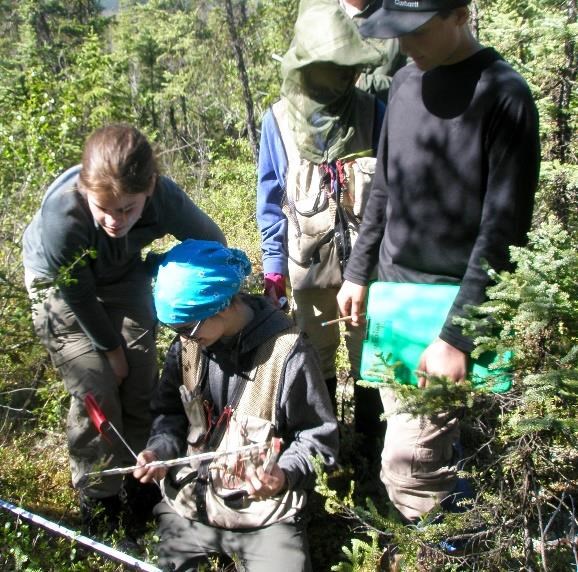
top-left (272, 92), bottom-right (378, 290)
top-left (161, 325), bottom-right (306, 529)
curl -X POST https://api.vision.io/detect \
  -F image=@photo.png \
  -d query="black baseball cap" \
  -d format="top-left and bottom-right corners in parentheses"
top-left (359, 0), bottom-right (471, 39)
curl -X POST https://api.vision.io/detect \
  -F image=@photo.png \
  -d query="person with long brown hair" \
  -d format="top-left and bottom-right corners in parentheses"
top-left (22, 124), bottom-right (225, 539)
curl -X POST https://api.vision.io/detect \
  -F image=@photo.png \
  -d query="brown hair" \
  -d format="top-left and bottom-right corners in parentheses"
top-left (78, 124), bottom-right (158, 196)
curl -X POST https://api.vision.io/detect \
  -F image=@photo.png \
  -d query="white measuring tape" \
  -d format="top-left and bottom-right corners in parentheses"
top-left (0, 498), bottom-right (161, 572)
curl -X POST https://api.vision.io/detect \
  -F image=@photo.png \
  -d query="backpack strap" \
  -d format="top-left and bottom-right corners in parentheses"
top-left (180, 323), bottom-right (301, 424)
top-left (236, 324), bottom-right (301, 424)
top-left (181, 338), bottom-right (205, 395)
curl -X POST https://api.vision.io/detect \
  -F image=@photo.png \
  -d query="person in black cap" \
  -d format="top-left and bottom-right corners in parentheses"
top-left (337, 0), bottom-right (540, 523)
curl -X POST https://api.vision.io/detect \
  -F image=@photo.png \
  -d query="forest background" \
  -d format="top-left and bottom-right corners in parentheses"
top-left (0, 0), bottom-right (576, 571)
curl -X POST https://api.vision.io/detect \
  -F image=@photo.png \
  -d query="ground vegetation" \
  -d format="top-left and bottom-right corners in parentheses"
top-left (0, 1), bottom-right (576, 570)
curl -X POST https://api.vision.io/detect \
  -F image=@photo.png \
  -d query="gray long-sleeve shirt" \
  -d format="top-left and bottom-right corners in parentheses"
top-left (146, 295), bottom-right (339, 492)
top-left (22, 165), bottom-right (225, 351)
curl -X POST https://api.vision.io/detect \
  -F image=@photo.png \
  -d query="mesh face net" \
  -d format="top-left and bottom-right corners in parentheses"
top-left (280, 0), bottom-right (383, 163)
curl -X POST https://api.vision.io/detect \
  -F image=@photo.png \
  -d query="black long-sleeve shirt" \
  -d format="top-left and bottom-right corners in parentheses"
top-left (344, 48), bottom-right (540, 352)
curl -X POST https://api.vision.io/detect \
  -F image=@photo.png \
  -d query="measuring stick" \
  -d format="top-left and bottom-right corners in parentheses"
top-left (0, 498), bottom-right (161, 572)
top-left (82, 441), bottom-right (268, 479)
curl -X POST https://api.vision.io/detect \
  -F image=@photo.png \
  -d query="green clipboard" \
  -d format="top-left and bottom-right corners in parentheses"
top-left (360, 282), bottom-right (512, 393)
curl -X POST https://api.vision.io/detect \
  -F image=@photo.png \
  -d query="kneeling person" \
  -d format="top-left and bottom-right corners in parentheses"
top-left (134, 240), bottom-right (338, 571)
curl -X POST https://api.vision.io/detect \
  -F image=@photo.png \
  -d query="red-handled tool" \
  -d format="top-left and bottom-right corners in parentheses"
top-left (84, 393), bottom-right (138, 461)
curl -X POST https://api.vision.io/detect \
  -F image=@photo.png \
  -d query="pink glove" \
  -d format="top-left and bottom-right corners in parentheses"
top-left (264, 273), bottom-right (288, 309)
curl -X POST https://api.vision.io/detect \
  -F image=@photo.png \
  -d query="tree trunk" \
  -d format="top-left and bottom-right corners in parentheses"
top-left (224, 0), bottom-right (259, 162)
top-left (470, 1), bottom-right (480, 39)
top-left (553, 0), bottom-right (577, 163)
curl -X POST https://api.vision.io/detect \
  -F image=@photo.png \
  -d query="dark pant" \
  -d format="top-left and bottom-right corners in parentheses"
top-left (154, 501), bottom-right (312, 572)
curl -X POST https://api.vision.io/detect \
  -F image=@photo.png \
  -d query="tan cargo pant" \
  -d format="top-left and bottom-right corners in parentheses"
top-left (379, 387), bottom-right (460, 522)
top-left (292, 287), bottom-right (384, 437)
top-left (291, 287), bottom-right (363, 380)
top-left (29, 271), bottom-right (158, 498)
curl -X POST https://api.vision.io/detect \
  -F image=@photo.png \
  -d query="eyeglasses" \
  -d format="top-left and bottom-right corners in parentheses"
top-left (171, 320), bottom-right (203, 341)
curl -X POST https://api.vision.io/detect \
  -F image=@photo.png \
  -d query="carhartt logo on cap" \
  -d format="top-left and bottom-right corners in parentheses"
top-left (387, 0), bottom-right (469, 9)
top-left (362, 0), bottom-right (470, 39)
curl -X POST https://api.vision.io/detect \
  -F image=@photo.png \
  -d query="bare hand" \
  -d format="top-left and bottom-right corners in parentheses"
top-left (417, 338), bottom-right (467, 389)
top-left (336, 280), bottom-right (367, 326)
top-left (244, 463), bottom-right (286, 499)
top-left (133, 449), bottom-right (167, 483)
top-left (105, 346), bottom-right (129, 384)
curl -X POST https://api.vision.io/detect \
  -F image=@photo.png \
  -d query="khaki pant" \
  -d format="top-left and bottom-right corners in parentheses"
top-left (291, 287), bottom-right (363, 380)
top-left (29, 271), bottom-right (158, 497)
top-left (292, 287), bottom-right (384, 437)
top-left (379, 388), bottom-right (460, 522)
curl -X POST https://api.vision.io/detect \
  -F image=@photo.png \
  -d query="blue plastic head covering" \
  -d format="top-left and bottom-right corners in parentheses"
top-left (154, 240), bottom-right (252, 326)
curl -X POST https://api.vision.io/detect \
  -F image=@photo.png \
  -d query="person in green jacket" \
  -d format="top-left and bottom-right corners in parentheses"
top-left (257, 0), bottom-right (386, 474)
top-left (339, 0), bottom-right (407, 102)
